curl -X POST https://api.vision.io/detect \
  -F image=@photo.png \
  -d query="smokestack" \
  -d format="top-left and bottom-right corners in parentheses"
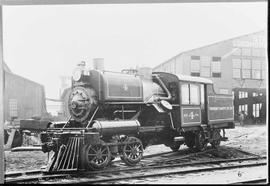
top-left (93, 58), bottom-right (104, 71)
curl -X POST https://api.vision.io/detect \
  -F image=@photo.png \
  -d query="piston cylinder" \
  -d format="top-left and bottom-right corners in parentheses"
top-left (91, 120), bottom-right (140, 136)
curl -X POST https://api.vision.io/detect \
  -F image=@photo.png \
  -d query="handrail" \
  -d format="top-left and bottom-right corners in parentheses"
top-left (61, 116), bottom-right (72, 129)
top-left (86, 106), bottom-right (99, 128)
top-left (152, 74), bottom-right (172, 101)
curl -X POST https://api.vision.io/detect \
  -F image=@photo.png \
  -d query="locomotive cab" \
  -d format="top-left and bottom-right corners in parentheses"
top-left (153, 72), bottom-right (235, 150)
top-left (153, 72), bottom-right (234, 129)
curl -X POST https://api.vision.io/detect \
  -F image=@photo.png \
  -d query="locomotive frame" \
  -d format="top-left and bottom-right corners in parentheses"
top-left (41, 69), bottom-right (235, 173)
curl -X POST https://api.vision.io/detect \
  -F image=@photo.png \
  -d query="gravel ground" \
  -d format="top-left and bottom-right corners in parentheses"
top-left (4, 124), bottom-right (267, 173)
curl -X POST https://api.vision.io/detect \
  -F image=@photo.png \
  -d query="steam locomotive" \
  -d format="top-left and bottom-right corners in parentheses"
top-left (41, 66), bottom-right (235, 172)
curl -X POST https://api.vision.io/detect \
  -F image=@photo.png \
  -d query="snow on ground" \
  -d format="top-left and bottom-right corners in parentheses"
top-left (223, 124), bottom-right (267, 156)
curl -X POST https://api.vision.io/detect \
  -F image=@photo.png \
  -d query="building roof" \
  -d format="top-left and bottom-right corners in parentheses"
top-left (175, 74), bottom-right (213, 84)
top-left (3, 61), bottom-right (12, 73)
top-left (154, 30), bottom-right (266, 70)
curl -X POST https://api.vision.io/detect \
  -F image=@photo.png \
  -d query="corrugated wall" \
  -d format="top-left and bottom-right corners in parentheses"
top-left (4, 71), bottom-right (47, 121)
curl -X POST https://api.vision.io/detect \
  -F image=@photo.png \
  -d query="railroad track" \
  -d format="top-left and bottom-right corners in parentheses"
top-left (41, 156), bottom-right (266, 184)
top-left (4, 148), bottom-right (178, 183)
top-left (5, 147), bottom-right (266, 184)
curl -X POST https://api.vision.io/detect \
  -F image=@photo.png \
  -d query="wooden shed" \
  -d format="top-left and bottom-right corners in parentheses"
top-left (3, 62), bottom-right (47, 122)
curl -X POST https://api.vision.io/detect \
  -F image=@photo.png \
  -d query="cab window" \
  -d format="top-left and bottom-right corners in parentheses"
top-left (190, 84), bottom-right (200, 104)
top-left (181, 83), bottom-right (200, 105)
top-left (181, 84), bottom-right (189, 104)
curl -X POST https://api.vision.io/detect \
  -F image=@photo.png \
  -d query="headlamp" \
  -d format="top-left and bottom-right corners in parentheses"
top-left (72, 68), bottom-right (82, 81)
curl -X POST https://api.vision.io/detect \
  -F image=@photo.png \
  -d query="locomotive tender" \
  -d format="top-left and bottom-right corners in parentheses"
top-left (41, 66), bottom-right (235, 172)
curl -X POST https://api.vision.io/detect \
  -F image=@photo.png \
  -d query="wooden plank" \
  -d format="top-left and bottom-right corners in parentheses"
top-left (0, 0), bottom-right (266, 6)
top-left (0, 6), bottom-right (4, 184)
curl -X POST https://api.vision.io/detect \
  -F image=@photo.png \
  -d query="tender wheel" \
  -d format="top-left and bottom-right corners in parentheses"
top-left (210, 129), bottom-right (221, 148)
top-left (169, 141), bottom-right (181, 152)
top-left (121, 137), bottom-right (143, 166)
top-left (184, 132), bottom-right (195, 149)
top-left (84, 140), bottom-right (111, 170)
top-left (194, 131), bottom-right (207, 151)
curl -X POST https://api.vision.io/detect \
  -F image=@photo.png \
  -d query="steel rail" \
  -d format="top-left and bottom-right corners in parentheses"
top-left (232, 178), bottom-right (267, 184)
top-left (84, 155), bottom-right (266, 175)
top-left (5, 170), bottom-right (42, 178)
top-left (47, 159), bottom-right (267, 184)
top-left (4, 173), bottom-right (71, 184)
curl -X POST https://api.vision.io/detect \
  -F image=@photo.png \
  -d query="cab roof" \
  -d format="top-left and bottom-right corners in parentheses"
top-left (175, 74), bottom-right (213, 84)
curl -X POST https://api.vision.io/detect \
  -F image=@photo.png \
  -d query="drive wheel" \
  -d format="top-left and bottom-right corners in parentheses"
top-left (84, 140), bottom-right (111, 170)
top-left (121, 137), bottom-right (143, 166)
top-left (210, 130), bottom-right (221, 148)
top-left (169, 141), bottom-right (181, 152)
top-left (194, 131), bottom-right (207, 151)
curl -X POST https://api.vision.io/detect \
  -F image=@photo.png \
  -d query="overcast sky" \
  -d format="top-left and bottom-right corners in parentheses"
top-left (3, 2), bottom-right (267, 99)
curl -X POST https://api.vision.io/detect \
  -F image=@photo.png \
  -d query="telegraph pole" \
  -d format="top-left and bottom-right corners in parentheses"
top-left (0, 5), bottom-right (4, 184)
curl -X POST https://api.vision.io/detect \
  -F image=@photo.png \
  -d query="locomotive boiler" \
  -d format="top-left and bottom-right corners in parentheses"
top-left (41, 65), bottom-right (235, 172)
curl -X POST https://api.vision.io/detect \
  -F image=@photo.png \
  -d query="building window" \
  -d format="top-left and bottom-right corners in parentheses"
top-left (211, 57), bottom-right (221, 78)
top-left (233, 69), bottom-right (241, 78)
top-left (239, 91), bottom-right (248, 99)
top-left (190, 57), bottom-right (200, 77)
top-left (191, 55), bottom-right (200, 60)
top-left (233, 59), bottom-right (241, 68)
top-left (239, 104), bottom-right (248, 114)
top-left (201, 67), bottom-right (210, 77)
top-left (9, 99), bottom-right (18, 118)
top-left (242, 48), bottom-right (251, 56)
top-left (211, 61), bottom-right (221, 78)
top-left (252, 92), bottom-right (258, 97)
top-left (232, 59), bottom-right (241, 78)
top-left (252, 60), bottom-right (261, 69)
top-left (201, 56), bottom-right (210, 64)
top-left (252, 60), bottom-right (262, 79)
top-left (262, 70), bottom-right (266, 80)
top-left (201, 56), bottom-right (210, 77)
top-left (191, 72), bottom-right (200, 77)
top-left (242, 59), bottom-right (251, 79)
top-left (212, 56), bottom-right (221, 61)
top-left (212, 72), bottom-right (221, 78)
top-left (252, 70), bottom-right (261, 79)
top-left (253, 103), bottom-right (262, 118)
top-left (242, 69), bottom-right (251, 79)
top-left (220, 89), bottom-right (229, 94)
top-left (252, 48), bottom-right (262, 57)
